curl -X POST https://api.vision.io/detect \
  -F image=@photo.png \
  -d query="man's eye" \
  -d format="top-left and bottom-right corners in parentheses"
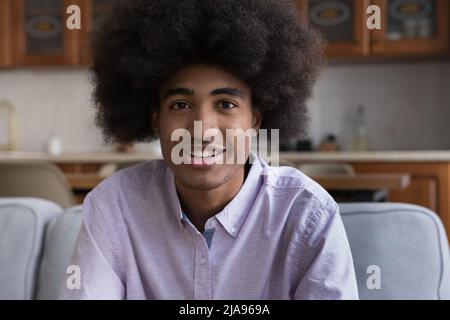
top-left (171, 102), bottom-right (190, 110)
top-left (219, 101), bottom-right (237, 109)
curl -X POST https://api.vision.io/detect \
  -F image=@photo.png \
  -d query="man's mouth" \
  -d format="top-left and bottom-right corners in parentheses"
top-left (184, 146), bottom-right (226, 166)
top-left (186, 149), bottom-right (223, 158)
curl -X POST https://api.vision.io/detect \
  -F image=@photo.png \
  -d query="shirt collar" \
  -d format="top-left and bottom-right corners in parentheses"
top-left (165, 151), bottom-right (265, 237)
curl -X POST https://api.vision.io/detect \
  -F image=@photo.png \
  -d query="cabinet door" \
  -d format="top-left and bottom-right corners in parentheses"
top-left (388, 177), bottom-right (438, 212)
top-left (371, 0), bottom-right (449, 56)
top-left (11, 0), bottom-right (79, 66)
top-left (350, 162), bottom-right (443, 214)
top-left (301, 0), bottom-right (370, 57)
top-left (0, 0), bottom-right (12, 66)
top-left (79, 0), bottom-right (110, 65)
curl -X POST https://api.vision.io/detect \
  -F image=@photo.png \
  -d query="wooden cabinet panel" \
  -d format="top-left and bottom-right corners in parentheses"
top-left (388, 177), bottom-right (437, 212)
top-left (370, 0), bottom-right (449, 56)
top-left (55, 162), bottom-right (104, 204)
top-left (297, 0), bottom-right (449, 58)
top-left (300, 0), bottom-right (370, 57)
top-left (2, 0), bottom-right (449, 65)
top-left (79, 0), bottom-right (111, 65)
top-left (350, 162), bottom-right (450, 239)
top-left (78, 0), bottom-right (91, 65)
top-left (0, 0), bottom-right (12, 66)
top-left (56, 163), bottom-right (102, 173)
top-left (11, 0), bottom-right (80, 66)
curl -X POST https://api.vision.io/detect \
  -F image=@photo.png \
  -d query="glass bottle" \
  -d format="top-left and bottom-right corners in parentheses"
top-left (351, 104), bottom-right (369, 151)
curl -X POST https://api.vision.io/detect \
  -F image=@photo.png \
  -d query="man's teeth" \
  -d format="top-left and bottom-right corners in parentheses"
top-left (190, 150), bottom-right (221, 158)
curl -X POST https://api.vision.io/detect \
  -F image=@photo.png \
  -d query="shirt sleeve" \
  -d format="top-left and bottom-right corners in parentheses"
top-left (294, 204), bottom-right (359, 300)
top-left (58, 193), bottom-right (125, 300)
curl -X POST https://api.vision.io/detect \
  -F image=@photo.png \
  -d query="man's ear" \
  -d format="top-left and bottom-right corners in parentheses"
top-left (151, 111), bottom-right (160, 137)
top-left (252, 110), bottom-right (262, 131)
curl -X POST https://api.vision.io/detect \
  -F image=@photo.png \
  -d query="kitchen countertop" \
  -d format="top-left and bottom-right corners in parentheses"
top-left (1, 150), bottom-right (450, 163)
top-left (0, 151), bottom-right (162, 163)
top-left (279, 150), bottom-right (450, 163)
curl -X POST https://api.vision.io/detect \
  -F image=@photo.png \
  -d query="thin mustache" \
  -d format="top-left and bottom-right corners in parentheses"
top-left (190, 139), bottom-right (227, 150)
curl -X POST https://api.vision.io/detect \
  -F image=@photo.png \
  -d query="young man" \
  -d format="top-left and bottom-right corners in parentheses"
top-left (60, 0), bottom-right (358, 299)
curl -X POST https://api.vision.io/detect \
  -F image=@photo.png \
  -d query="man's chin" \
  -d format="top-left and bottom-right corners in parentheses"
top-left (173, 165), bottom-right (232, 190)
top-left (176, 175), bottom-right (225, 191)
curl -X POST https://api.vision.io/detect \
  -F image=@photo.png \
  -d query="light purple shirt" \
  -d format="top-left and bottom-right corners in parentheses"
top-left (59, 154), bottom-right (359, 300)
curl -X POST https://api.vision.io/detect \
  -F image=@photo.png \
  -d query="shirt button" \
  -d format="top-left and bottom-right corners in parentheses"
top-left (231, 226), bottom-right (237, 233)
top-left (200, 256), bottom-right (206, 265)
top-left (210, 220), bottom-right (217, 228)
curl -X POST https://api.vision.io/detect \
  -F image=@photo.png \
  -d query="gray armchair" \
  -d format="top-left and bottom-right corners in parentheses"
top-left (35, 205), bottom-right (82, 300)
top-left (0, 198), bottom-right (82, 300)
top-left (340, 202), bottom-right (450, 299)
top-left (0, 198), bottom-right (62, 299)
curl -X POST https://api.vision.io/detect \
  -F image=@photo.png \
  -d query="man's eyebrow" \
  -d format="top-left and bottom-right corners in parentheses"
top-left (210, 87), bottom-right (245, 99)
top-left (162, 87), bottom-right (245, 100)
top-left (162, 87), bottom-right (194, 100)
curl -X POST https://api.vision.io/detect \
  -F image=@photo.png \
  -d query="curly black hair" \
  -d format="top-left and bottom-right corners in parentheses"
top-left (90, 0), bottom-right (326, 144)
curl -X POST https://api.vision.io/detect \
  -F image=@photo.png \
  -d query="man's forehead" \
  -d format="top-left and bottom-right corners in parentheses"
top-left (160, 65), bottom-right (250, 94)
top-left (162, 86), bottom-right (246, 100)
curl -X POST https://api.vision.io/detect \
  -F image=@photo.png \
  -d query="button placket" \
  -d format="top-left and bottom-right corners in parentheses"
top-left (193, 234), bottom-right (211, 299)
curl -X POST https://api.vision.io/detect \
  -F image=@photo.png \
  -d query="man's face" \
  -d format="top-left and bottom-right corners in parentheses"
top-left (154, 64), bottom-right (261, 191)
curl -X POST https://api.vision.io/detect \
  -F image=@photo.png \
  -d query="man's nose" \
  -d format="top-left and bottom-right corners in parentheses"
top-left (187, 103), bottom-right (220, 135)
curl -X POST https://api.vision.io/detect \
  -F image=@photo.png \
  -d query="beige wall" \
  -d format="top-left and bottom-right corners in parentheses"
top-left (0, 62), bottom-right (449, 152)
top-left (309, 62), bottom-right (450, 150)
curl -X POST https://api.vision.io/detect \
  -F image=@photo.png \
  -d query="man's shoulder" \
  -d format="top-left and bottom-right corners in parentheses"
top-left (261, 163), bottom-right (342, 251)
top-left (262, 163), bottom-right (338, 213)
top-left (88, 158), bottom-right (167, 199)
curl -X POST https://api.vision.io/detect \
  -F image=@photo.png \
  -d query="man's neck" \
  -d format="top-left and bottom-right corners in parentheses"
top-left (175, 163), bottom-right (250, 233)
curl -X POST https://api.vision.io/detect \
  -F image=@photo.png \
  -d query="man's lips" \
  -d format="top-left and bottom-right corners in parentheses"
top-left (182, 147), bottom-right (226, 166)
top-left (186, 147), bottom-right (226, 158)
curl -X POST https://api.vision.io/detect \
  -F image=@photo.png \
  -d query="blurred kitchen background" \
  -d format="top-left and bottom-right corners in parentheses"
top-left (1, 1), bottom-right (450, 236)
top-left (2, 61), bottom-right (450, 152)
top-left (1, 0), bottom-right (449, 152)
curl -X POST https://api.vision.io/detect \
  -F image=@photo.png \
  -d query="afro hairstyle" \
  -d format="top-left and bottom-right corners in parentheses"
top-left (89, 0), bottom-right (326, 144)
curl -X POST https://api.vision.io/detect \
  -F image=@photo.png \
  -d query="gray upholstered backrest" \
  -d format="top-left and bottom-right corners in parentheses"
top-left (340, 203), bottom-right (450, 300)
top-left (0, 198), bottom-right (62, 300)
top-left (35, 205), bottom-right (82, 300)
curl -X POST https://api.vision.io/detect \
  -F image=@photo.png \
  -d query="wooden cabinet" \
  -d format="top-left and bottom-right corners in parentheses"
top-left (0, 0), bottom-right (112, 67)
top-left (0, 0), bottom-right (12, 66)
top-left (371, 0), bottom-right (449, 56)
top-left (56, 162), bottom-right (103, 204)
top-left (79, 0), bottom-right (110, 65)
top-left (350, 162), bottom-right (450, 237)
top-left (298, 0), bottom-right (449, 58)
top-left (299, 0), bottom-right (370, 57)
top-left (1, 0), bottom-right (449, 65)
top-left (10, 0), bottom-right (79, 66)
top-left (389, 177), bottom-right (437, 212)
